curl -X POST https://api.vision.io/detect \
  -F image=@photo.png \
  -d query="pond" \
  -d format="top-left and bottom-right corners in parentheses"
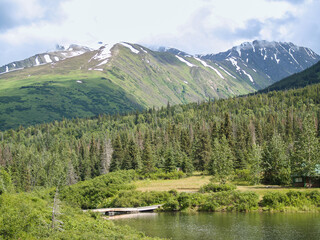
top-left (114, 212), bottom-right (320, 240)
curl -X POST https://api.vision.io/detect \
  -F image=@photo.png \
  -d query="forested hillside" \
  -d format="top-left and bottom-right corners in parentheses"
top-left (259, 60), bottom-right (320, 93)
top-left (1, 83), bottom-right (319, 192)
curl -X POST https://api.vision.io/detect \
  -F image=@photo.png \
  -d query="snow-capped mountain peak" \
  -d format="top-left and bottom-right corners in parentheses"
top-left (200, 40), bottom-right (320, 85)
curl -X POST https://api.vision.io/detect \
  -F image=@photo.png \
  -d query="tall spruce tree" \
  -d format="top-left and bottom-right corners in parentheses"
top-left (192, 130), bottom-right (211, 171)
top-left (248, 144), bottom-right (262, 185)
top-left (109, 135), bottom-right (123, 172)
top-left (262, 134), bottom-right (291, 185)
top-left (164, 146), bottom-right (176, 173)
top-left (181, 152), bottom-right (194, 176)
top-left (291, 115), bottom-right (320, 178)
top-left (141, 136), bottom-right (154, 174)
top-left (210, 136), bottom-right (234, 184)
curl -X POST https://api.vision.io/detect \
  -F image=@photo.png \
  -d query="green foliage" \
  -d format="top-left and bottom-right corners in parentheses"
top-left (162, 197), bottom-right (180, 211)
top-left (259, 60), bottom-right (320, 93)
top-left (1, 82), bottom-right (320, 191)
top-left (233, 169), bottom-right (252, 183)
top-left (210, 136), bottom-right (234, 183)
top-left (59, 170), bottom-right (137, 209)
top-left (247, 144), bottom-right (263, 185)
top-left (141, 136), bottom-right (154, 174)
top-left (0, 168), bottom-right (14, 194)
top-left (291, 114), bottom-right (320, 177)
top-left (181, 152), bottom-right (194, 176)
top-left (139, 169), bottom-right (185, 180)
top-left (0, 190), bottom-right (156, 239)
top-left (105, 190), bottom-right (171, 208)
top-left (198, 191), bottom-right (259, 212)
top-left (199, 182), bottom-right (236, 193)
top-left (261, 190), bottom-right (320, 211)
top-left (262, 134), bottom-right (291, 185)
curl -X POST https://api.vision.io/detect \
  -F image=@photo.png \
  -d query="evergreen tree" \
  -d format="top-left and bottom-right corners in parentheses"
top-left (109, 135), bottom-right (123, 172)
top-left (164, 146), bottom-right (176, 173)
top-left (262, 134), bottom-right (291, 185)
top-left (192, 130), bottom-right (211, 171)
top-left (220, 112), bottom-right (234, 146)
top-left (180, 129), bottom-right (191, 156)
top-left (181, 152), bottom-right (194, 176)
top-left (124, 139), bottom-right (140, 170)
top-left (248, 144), bottom-right (262, 185)
top-left (291, 115), bottom-right (320, 178)
top-left (210, 136), bottom-right (234, 184)
top-left (141, 136), bottom-right (154, 174)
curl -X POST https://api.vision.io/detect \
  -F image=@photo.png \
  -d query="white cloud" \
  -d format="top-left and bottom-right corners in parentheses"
top-left (0, 0), bottom-right (319, 66)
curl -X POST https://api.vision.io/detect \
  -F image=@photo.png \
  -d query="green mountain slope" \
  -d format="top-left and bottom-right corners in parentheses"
top-left (0, 82), bottom-right (319, 191)
top-left (0, 43), bottom-right (256, 130)
top-left (259, 60), bottom-right (320, 93)
top-left (1, 42), bottom-right (317, 130)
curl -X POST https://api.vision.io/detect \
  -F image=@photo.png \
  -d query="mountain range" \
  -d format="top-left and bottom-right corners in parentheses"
top-left (0, 40), bottom-right (319, 130)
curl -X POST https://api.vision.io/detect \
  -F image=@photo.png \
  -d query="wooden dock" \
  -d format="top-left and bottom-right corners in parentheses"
top-left (83, 205), bottom-right (162, 215)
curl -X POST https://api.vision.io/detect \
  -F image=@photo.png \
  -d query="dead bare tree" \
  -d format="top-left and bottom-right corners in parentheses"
top-left (100, 138), bottom-right (113, 174)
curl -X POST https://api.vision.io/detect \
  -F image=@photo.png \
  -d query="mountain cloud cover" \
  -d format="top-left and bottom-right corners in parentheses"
top-left (0, 0), bottom-right (319, 66)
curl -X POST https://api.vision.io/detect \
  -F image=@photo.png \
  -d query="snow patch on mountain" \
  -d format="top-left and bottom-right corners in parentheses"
top-left (44, 55), bottom-right (52, 63)
top-left (274, 54), bottom-right (280, 64)
top-left (236, 46), bottom-right (241, 57)
top-left (288, 48), bottom-right (301, 67)
top-left (120, 43), bottom-right (139, 54)
top-left (89, 43), bottom-right (114, 66)
top-left (140, 47), bottom-right (148, 54)
top-left (175, 55), bottom-right (195, 67)
top-left (242, 70), bottom-right (254, 83)
top-left (227, 57), bottom-right (240, 71)
top-left (194, 57), bottom-right (224, 79)
top-left (215, 63), bottom-right (236, 79)
top-left (35, 57), bottom-right (40, 66)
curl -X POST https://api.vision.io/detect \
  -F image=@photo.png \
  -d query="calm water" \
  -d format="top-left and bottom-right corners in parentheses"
top-left (114, 212), bottom-right (320, 240)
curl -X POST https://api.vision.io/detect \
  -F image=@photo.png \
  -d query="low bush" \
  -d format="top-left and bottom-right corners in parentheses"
top-left (104, 190), bottom-right (171, 208)
top-left (139, 169), bottom-right (185, 180)
top-left (260, 192), bottom-right (289, 209)
top-left (306, 191), bottom-right (320, 206)
top-left (59, 170), bottom-right (137, 209)
top-left (162, 197), bottom-right (180, 211)
top-left (0, 191), bottom-right (156, 239)
top-left (261, 190), bottom-right (320, 210)
top-left (199, 191), bottom-right (259, 212)
top-left (199, 183), bottom-right (236, 193)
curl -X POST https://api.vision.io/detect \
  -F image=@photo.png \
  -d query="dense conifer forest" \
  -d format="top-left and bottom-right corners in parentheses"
top-left (1, 83), bottom-right (320, 192)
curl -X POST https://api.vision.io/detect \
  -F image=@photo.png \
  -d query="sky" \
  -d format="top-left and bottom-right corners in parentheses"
top-left (0, 0), bottom-right (319, 66)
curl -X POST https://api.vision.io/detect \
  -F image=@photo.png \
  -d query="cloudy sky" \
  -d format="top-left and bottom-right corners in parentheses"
top-left (0, 0), bottom-right (319, 66)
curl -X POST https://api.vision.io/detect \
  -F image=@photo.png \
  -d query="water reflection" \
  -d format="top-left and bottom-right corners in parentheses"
top-left (114, 212), bottom-right (320, 240)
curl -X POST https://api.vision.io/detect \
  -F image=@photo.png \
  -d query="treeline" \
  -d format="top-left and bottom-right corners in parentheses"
top-left (1, 83), bottom-right (320, 191)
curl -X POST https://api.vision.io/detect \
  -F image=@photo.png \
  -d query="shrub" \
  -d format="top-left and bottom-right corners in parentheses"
top-left (199, 183), bottom-right (236, 193)
top-left (139, 169), bottom-right (185, 180)
top-left (59, 170), bottom-right (137, 209)
top-left (198, 191), bottom-right (259, 212)
top-left (261, 192), bottom-right (289, 209)
top-left (306, 191), bottom-right (320, 206)
top-left (233, 169), bottom-right (252, 182)
top-left (286, 191), bottom-right (308, 207)
top-left (177, 192), bottom-right (191, 210)
top-left (105, 190), bottom-right (171, 208)
top-left (162, 197), bottom-right (180, 211)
